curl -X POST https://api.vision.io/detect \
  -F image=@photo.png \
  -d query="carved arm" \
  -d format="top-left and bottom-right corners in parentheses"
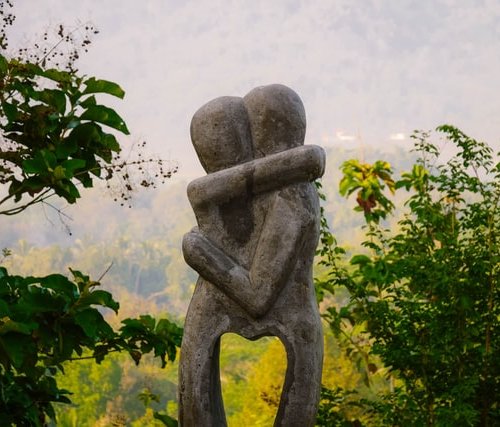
top-left (187, 144), bottom-right (325, 212)
top-left (182, 190), bottom-right (314, 318)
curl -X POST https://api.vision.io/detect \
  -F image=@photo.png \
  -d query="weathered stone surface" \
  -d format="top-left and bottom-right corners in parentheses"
top-left (179, 84), bottom-right (325, 426)
top-left (244, 84), bottom-right (306, 157)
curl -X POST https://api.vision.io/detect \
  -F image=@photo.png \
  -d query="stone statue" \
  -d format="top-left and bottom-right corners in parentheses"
top-left (179, 84), bottom-right (325, 427)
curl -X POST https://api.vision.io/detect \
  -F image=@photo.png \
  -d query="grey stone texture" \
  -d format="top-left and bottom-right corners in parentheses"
top-left (179, 84), bottom-right (325, 426)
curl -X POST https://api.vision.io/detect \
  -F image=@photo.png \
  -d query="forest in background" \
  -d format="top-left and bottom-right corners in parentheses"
top-left (1, 143), bottom-right (415, 318)
top-left (1, 1), bottom-right (498, 424)
top-left (2, 144), bottom-right (417, 425)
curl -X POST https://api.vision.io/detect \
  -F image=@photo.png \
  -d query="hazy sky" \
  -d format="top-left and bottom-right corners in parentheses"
top-left (11, 0), bottom-right (500, 177)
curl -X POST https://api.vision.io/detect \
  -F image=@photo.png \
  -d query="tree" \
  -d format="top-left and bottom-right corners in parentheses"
top-left (316, 126), bottom-right (500, 426)
top-left (0, 4), bottom-right (181, 426)
top-left (0, 3), bottom-right (176, 217)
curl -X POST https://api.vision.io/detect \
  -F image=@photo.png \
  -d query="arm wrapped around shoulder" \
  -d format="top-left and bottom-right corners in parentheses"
top-left (187, 144), bottom-right (325, 209)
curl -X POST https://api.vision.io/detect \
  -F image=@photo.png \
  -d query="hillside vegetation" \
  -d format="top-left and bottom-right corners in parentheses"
top-left (2, 144), bottom-right (415, 425)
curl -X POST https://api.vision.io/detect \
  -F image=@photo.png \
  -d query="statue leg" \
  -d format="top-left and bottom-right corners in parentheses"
top-left (178, 304), bottom-right (227, 426)
top-left (274, 317), bottom-right (323, 427)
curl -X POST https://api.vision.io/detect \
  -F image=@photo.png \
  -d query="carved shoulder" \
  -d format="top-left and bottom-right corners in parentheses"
top-left (187, 145), bottom-right (325, 211)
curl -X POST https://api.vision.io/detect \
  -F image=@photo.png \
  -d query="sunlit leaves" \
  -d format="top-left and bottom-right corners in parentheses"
top-left (0, 7), bottom-right (181, 425)
top-left (120, 315), bottom-right (183, 368)
top-left (317, 126), bottom-right (500, 425)
top-left (339, 159), bottom-right (395, 223)
top-left (0, 267), bottom-right (183, 425)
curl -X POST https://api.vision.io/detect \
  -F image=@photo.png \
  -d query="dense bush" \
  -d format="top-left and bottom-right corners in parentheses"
top-left (316, 126), bottom-right (499, 426)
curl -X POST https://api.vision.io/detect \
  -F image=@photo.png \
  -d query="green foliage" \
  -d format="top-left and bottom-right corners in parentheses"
top-left (0, 4), bottom-right (183, 425)
top-left (0, 52), bottom-right (129, 214)
top-left (120, 315), bottom-right (182, 368)
top-left (0, 1), bottom-right (176, 216)
top-left (221, 334), bottom-right (287, 426)
top-left (53, 349), bottom-right (179, 426)
top-left (316, 126), bottom-right (500, 425)
top-left (138, 388), bottom-right (179, 427)
top-left (339, 159), bottom-right (395, 223)
top-left (0, 266), bottom-right (182, 426)
top-left (153, 412), bottom-right (179, 427)
top-left (316, 387), bottom-right (362, 427)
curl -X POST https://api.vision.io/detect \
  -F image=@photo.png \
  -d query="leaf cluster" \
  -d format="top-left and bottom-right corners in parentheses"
top-left (316, 386), bottom-right (363, 427)
top-left (0, 266), bottom-right (182, 426)
top-left (0, 5), bottom-right (182, 426)
top-left (0, 52), bottom-right (129, 215)
top-left (0, 0), bottom-right (177, 216)
top-left (138, 388), bottom-right (179, 427)
top-left (316, 126), bottom-right (500, 425)
top-left (339, 159), bottom-right (395, 223)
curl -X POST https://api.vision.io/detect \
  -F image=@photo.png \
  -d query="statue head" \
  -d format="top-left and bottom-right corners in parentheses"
top-left (190, 96), bottom-right (253, 173)
top-left (191, 85), bottom-right (306, 173)
top-left (243, 84), bottom-right (306, 158)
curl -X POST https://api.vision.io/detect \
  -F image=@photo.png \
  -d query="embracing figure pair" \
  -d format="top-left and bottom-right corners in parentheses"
top-left (180, 84), bottom-right (325, 427)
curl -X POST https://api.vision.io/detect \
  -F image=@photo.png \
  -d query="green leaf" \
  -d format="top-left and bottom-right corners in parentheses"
top-left (66, 119), bottom-right (80, 129)
top-left (156, 318), bottom-right (182, 336)
top-left (0, 54), bottom-right (8, 75)
top-left (339, 176), bottom-right (353, 196)
top-left (0, 319), bottom-right (37, 335)
top-left (61, 159), bottom-right (86, 177)
top-left (79, 95), bottom-right (97, 108)
top-left (0, 300), bottom-right (10, 316)
top-left (69, 269), bottom-right (91, 292)
top-left (80, 105), bottom-right (129, 134)
top-left (83, 77), bottom-right (126, 99)
top-left (120, 315), bottom-right (156, 335)
top-left (395, 179), bottom-right (411, 191)
top-left (53, 329), bottom-right (78, 362)
top-left (16, 288), bottom-right (65, 314)
top-left (74, 309), bottom-right (113, 339)
top-left (77, 290), bottom-right (119, 313)
top-left (22, 149), bottom-right (57, 175)
top-left (2, 102), bottom-right (18, 121)
top-left (34, 89), bottom-right (67, 114)
top-left (67, 122), bottom-right (102, 147)
top-left (138, 314), bottom-right (156, 330)
top-left (102, 133), bottom-right (120, 152)
top-left (53, 165), bottom-right (66, 180)
top-left (41, 150), bottom-right (57, 168)
top-left (53, 179), bottom-right (81, 203)
top-left (41, 68), bottom-right (72, 84)
top-left (8, 178), bottom-right (24, 201)
top-left (55, 139), bottom-right (78, 158)
top-left (350, 254), bottom-right (371, 265)
top-left (39, 274), bottom-right (78, 301)
top-left (153, 411), bottom-right (178, 427)
top-left (0, 333), bottom-right (35, 368)
top-left (22, 177), bottom-right (46, 193)
top-left (22, 157), bottom-right (46, 175)
top-left (120, 317), bottom-right (146, 333)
